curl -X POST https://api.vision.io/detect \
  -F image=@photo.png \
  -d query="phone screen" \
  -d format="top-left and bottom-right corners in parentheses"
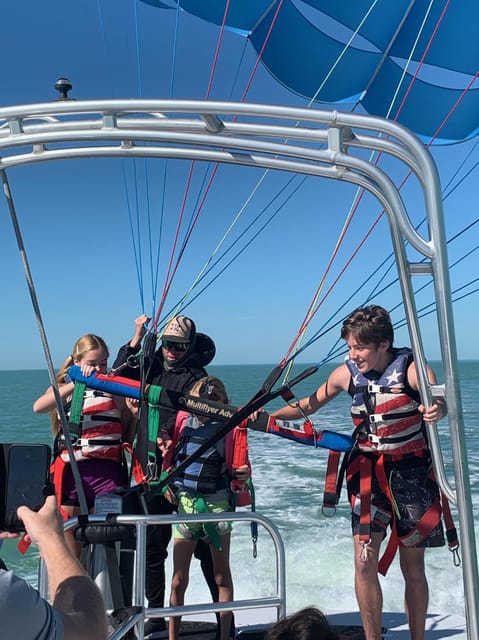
top-left (3, 444), bottom-right (51, 531)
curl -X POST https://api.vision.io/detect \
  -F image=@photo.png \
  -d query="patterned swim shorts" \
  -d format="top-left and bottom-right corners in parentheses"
top-left (174, 493), bottom-right (233, 543)
top-left (348, 455), bottom-right (445, 547)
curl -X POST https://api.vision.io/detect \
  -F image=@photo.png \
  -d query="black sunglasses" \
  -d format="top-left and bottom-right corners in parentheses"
top-left (162, 340), bottom-right (189, 351)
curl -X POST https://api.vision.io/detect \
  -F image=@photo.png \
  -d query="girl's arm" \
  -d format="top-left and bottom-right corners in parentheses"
top-left (116, 396), bottom-right (138, 445)
top-left (33, 382), bottom-right (74, 414)
top-left (33, 364), bottom-right (98, 414)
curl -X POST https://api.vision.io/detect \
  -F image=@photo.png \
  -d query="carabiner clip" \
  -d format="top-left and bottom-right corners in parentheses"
top-left (109, 354), bottom-right (140, 375)
top-left (360, 539), bottom-right (372, 563)
top-left (147, 461), bottom-right (158, 482)
top-left (287, 398), bottom-right (310, 423)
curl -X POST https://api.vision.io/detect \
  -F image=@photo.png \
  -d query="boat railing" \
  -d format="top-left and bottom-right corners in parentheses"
top-left (39, 510), bottom-right (287, 639)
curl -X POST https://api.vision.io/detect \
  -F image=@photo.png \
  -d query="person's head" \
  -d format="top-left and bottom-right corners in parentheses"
top-left (161, 316), bottom-right (196, 366)
top-left (52, 334), bottom-right (109, 432)
top-left (341, 305), bottom-right (394, 348)
top-left (340, 305), bottom-right (394, 374)
top-left (189, 376), bottom-right (229, 404)
top-left (56, 334), bottom-right (109, 382)
top-left (265, 607), bottom-right (339, 640)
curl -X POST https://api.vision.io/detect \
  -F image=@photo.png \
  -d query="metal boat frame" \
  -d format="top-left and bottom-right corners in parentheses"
top-left (0, 98), bottom-right (476, 638)
top-left (38, 511), bottom-right (287, 639)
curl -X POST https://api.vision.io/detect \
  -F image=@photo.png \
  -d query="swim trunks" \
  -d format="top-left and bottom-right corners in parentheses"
top-left (348, 455), bottom-right (445, 547)
top-left (174, 492), bottom-right (233, 542)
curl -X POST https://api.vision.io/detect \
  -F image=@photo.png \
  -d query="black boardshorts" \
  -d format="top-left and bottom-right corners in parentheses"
top-left (348, 454), bottom-right (445, 547)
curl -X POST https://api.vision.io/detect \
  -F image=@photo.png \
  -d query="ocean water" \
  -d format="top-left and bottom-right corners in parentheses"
top-left (0, 362), bottom-right (477, 620)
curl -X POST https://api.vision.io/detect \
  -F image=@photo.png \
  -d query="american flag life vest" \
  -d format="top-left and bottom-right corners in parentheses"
top-left (346, 348), bottom-right (427, 456)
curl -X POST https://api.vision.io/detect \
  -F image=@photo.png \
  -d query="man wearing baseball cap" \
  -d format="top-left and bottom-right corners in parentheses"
top-left (113, 314), bottom-right (229, 638)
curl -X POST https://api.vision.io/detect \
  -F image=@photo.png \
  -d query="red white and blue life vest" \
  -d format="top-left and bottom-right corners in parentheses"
top-left (59, 390), bottom-right (123, 462)
top-left (346, 348), bottom-right (427, 457)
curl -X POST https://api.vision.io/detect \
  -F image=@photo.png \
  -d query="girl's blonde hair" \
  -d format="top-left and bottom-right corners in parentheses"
top-left (51, 334), bottom-right (109, 433)
top-left (189, 376), bottom-right (229, 404)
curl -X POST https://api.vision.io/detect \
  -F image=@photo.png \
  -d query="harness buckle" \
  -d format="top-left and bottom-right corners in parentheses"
top-left (109, 354), bottom-right (140, 375)
top-left (369, 413), bottom-right (384, 424)
top-left (287, 398), bottom-right (311, 424)
top-left (450, 544), bottom-right (461, 567)
top-left (367, 433), bottom-right (381, 444)
top-left (147, 461), bottom-right (158, 482)
top-left (359, 539), bottom-right (372, 562)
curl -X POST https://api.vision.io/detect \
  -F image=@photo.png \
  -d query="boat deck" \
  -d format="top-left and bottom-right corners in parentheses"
top-left (149, 609), bottom-right (467, 640)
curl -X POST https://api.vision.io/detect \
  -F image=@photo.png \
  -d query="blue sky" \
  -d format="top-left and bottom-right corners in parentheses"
top-left (0, 1), bottom-right (478, 371)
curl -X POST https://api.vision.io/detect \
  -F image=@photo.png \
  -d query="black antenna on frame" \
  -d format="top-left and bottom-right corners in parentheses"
top-left (54, 77), bottom-right (73, 101)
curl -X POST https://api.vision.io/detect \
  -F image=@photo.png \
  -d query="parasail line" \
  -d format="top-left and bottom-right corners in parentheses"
top-left (154, 1), bottom-right (234, 326)
top-left (205, 0), bottom-right (231, 99)
top-left (153, 0), bottom-right (284, 325)
top-left (151, 2), bottom-right (182, 317)
top-left (97, 0), bottom-right (148, 312)
top-left (278, 1), bottom-right (430, 371)
top-left (239, 0), bottom-right (284, 102)
top-left (159, 173), bottom-right (309, 326)
top-left (306, 0), bottom-right (380, 107)
top-left (357, 0), bottom-right (416, 105)
top-left (284, 27), bottom-right (478, 375)
top-left (391, 0), bottom-right (450, 124)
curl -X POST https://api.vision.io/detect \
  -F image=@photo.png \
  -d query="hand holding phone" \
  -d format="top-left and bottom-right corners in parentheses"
top-left (0, 444), bottom-right (52, 532)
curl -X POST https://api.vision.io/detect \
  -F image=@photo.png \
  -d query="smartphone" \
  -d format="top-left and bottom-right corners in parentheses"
top-left (0, 444), bottom-right (52, 532)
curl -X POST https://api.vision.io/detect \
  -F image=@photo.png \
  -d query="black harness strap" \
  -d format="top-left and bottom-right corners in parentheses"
top-left (157, 365), bottom-right (318, 492)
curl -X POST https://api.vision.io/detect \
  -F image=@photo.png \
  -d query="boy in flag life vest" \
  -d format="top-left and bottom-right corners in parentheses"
top-left (271, 305), bottom-right (447, 640)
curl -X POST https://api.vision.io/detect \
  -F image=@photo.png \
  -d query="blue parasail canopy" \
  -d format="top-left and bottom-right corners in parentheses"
top-left (140, 0), bottom-right (479, 142)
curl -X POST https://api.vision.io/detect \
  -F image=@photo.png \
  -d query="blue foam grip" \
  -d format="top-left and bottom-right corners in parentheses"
top-left (316, 430), bottom-right (353, 452)
top-left (68, 366), bottom-right (141, 399)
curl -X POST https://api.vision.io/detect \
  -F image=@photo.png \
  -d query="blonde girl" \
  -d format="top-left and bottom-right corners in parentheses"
top-left (34, 334), bottom-right (135, 555)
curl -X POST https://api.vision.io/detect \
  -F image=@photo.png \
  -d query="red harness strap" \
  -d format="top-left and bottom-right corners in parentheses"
top-left (440, 490), bottom-right (461, 564)
top-left (359, 455), bottom-right (374, 544)
top-left (231, 419), bottom-right (249, 494)
top-left (323, 445), bottom-right (460, 574)
top-left (349, 453), bottom-right (459, 575)
top-left (16, 534), bottom-right (31, 555)
top-left (374, 454), bottom-right (400, 575)
top-left (322, 450), bottom-right (342, 513)
top-left (131, 454), bottom-right (148, 485)
top-left (51, 456), bottom-right (73, 522)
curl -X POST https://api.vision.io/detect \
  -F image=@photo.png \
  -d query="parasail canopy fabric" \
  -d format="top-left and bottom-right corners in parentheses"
top-left (140, 0), bottom-right (479, 142)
